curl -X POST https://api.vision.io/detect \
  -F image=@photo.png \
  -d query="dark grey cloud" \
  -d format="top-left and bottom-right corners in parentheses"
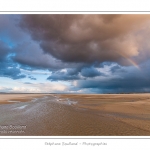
top-left (13, 41), bottom-right (86, 70)
top-left (0, 64), bottom-right (26, 80)
top-left (47, 66), bottom-right (105, 81)
top-left (75, 61), bottom-right (150, 93)
top-left (0, 41), bottom-right (10, 61)
top-left (47, 69), bottom-right (80, 81)
top-left (77, 77), bottom-right (150, 93)
top-left (28, 76), bottom-right (36, 80)
top-left (20, 14), bottom-right (150, 66)
top-left (110, 64), bottom-right (122, 73)
top-left (0, 15), bottom-right (29, 46)
top-left (81, 67), bottom-right (101, 77)
top-left (0, 41), bottom-right (26, 80)
top-left (24, 82), bottom-right (32, 84)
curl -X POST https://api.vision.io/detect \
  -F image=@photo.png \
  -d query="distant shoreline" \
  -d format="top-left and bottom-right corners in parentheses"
top-left (1, 93), bottom-right (150, 95)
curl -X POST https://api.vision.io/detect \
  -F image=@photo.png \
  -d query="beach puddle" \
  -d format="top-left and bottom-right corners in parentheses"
top-left (13, 105), bottom-right (28, 110)
top-left (55, 97), bottom-right (77, 106)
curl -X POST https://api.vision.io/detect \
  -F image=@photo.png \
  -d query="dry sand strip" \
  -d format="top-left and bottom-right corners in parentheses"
top-left (0, 94), bottom-right (51, 104)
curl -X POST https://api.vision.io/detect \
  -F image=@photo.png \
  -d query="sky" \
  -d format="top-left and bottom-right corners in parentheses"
top-left (0, 14), bottom-right (150, 93)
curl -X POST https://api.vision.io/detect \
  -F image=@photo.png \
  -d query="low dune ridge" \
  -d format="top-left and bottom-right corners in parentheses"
top-left (0, 93), bottom-right (150, 136)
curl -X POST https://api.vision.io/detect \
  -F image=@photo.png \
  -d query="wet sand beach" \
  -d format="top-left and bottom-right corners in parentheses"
top-left (0, 94), bottom-right (150, 136)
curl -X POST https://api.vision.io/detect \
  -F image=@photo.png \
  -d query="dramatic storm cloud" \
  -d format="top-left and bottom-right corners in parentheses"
top-left (75, 61), bottom-right (150, 93)
top-left (1, 14), bottom-right (150, 93)
top-left (20, 15), bottom-right (150, 65)
top-left (0, 41), bottom-right (26, 80)
top-left (0, 41), bottom-right (9, 61)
